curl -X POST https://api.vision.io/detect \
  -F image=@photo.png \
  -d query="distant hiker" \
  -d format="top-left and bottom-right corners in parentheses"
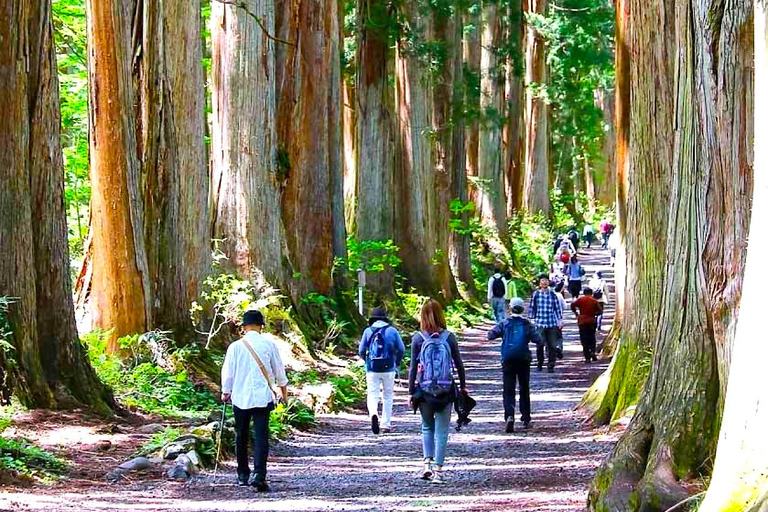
top-left (565, 255), bottom-right (586, 298)
top-left (588, 271), bottom-right (610, 330)
top-left (409, 299), bottom-right (467, 484)
top-left (552, 234), bottom-right (564, 256)
top-left (600, 220), bottom-right (614, 249)
top-left (583, 224), bottom-right (595, 248)
top-left (608, 231), bottom-right (619, 266)
top-left (358, 307), bottom-right (406, 434)
top-left (556, 238), bottom-right (575, 269)
top-left (486, 297), bottom-right (541, 433)
top-left (567, 228), bottom-right (580, 251)
top-left (553, 282), bottom-right (567, 359)
top-left (221, 310), bottom-right (289, 491)
top-left (571, 288), bottom-right (602, 362)
top-left (488, 269), bottom-right (508, 323)
top-left (504, 271), bottom-right (517, 314)
top-left (529, 274), bottom-right (563, 372)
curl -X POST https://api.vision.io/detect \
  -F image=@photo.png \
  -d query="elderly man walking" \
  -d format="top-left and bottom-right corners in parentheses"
top-left (222, 310), bottom-right (288, 491)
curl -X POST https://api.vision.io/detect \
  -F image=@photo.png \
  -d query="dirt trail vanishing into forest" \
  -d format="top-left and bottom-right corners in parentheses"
top-left (1, 248), bottom-right (620, 512)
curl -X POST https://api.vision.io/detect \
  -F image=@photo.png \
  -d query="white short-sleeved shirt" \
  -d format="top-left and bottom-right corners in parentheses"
top-left (221, 331), bottom-right (289, 410)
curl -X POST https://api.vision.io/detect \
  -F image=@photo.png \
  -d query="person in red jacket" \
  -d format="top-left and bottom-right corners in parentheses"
top-left (570, 288), bottom-right (603, 362)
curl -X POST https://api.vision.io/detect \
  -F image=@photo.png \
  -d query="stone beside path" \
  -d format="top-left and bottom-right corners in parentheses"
top-left (1, 248), bottom-right (618, 512)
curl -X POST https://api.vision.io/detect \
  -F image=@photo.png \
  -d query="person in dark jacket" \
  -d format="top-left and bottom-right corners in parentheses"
top-left (487, 298), bottom-right (542, 433)
top-left (359, 307), bottom-right (405, 434)
top-left (571, 288), bottom-right (602, 362)
top-left (409, 299), bottom-right (467, 485)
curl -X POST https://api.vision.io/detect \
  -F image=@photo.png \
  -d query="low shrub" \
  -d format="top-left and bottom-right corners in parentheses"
top-left (0, 437), bottom-right (66, 481)
top-left (269, 399), bottom-right (317, 439)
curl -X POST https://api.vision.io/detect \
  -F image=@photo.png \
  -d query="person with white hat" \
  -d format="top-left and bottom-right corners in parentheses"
top-left (486, 297), bottom-right (542, 433)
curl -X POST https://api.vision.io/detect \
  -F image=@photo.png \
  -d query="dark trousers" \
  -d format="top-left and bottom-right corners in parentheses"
top-left (579, 323), bottom-right (597, 361)
top-left (536, 327), bottom-right (559, 369)
top-left (568, 279), bottom-right (582, 298)
top-left (233, 403), bottom-right (274, 482)
top-left (502, 359), bottom-right (531, 422)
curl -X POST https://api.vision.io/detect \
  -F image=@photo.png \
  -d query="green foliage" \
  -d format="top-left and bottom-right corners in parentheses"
top-left (83, 331), bottom-right (217, 418)
top-left (0, 298), bottom-right (14, 359)
top-left (269, 399), bottom-right (317, 439)
top-left (0, 437), bottom-right (67, 481)
top-left (328, 366), bottom-right (366, 411)
top-left (531, 0), bottom-right (615, 189)
top-left (52, 0), bottom-right (90, 260)
top-left (347, 238), bottom-right (402, 275)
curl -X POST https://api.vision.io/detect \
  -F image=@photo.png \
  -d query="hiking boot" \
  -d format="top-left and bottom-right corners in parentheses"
top-left (237, 475), bottom-right (249, 487)
top-left (557, 348), bottom-right (564, 359)
top-left (252, 480), bottom-right (269, 492)
top-left (420, 459), bottom-right (433, 480)
top-left (592, 355), bottom-right (598, 362)
top-left (371, 415), bottom-right (380, 435)
top-left (505, 416), bottom-right (515, 433)
top-left (537, 364), bottom-right (543, 372)
top-left (381, 426), bottom-right (393, 434)
top-left (521, 421), bottom-right (531, 430)
top-left (548, 367), bottom-right (555, 373)
top-left (431, 466), bottom-right (446, 484)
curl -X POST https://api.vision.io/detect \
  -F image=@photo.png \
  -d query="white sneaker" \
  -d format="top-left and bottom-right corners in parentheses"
top-left (431, 466), bottom-right (446, 484)
top-left (420, 459), bottom-right (433, 480)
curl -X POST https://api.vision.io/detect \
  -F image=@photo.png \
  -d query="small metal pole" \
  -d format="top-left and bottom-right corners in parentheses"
top-left (356, 268), bottom-right (366, 316)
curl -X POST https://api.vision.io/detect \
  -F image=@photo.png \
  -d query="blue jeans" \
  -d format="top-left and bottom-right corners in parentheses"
top-left (419, 403), bottom-right (452, 466)
top-left (491, 297), bottom-right (507, 322)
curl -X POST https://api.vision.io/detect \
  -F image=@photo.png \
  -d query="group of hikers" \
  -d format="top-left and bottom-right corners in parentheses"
top-left (220, 233), bottom-right (612, 489)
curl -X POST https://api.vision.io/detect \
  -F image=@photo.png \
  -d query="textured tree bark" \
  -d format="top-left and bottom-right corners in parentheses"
top-left (504, 0), bottom-right (525, 216)
top-left (211, 0), bottom-right (283, 284)
top-left (394, 3), bottom-right (456, 299)
top-left (477, 2), bottom-right (507, 238)
top-left (698, 13), bottom-right (768, 509)
top-left (343, 81), bottom-right (357, 232)
top-left (1, 0), bottom-right (111, 408)
top-left (136, 0), bottom-right (211, 335)
top-left (595, 88), bottom-right (616, 204)
top-left (464, 10), bottom-right (481, 208)
top-left (87, 0), bottom-right (152, 348)
top-left (276, 0), bottom-right (346, 300)
top-left (522, 0), bottom-right (549, 214)
top-left (354, 0), bottom-right (396, 294)
top-left (583, 157), bottom-right (596, 213)
top-left (588, 0), bottom-right (753, 509)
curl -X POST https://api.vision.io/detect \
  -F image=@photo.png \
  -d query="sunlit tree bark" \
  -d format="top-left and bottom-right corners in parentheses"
top-left (522, 0), bottom-right (549, 214)
top-left (698, 5), bottom-right (767, 509)
top-left (137, 0), bottom-right (210, 335)
top-left (87, 0), bottom-right (152, 347)
top-left (211, 0), bottom-right (283, 284)
top-left (504, 0), bottom-right (525, 216)
top-left (588, 0), bottom-right (753, 509)
top-left (477, 2), bottom-right (507, 237)
top-left (464, 9), bottom-right (481, 208)
top-left (1, 0), bottom-right (111, 408)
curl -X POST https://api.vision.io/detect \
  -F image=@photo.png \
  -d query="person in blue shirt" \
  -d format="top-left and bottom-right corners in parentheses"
top-left (358, 307), bottom-right (405, 434)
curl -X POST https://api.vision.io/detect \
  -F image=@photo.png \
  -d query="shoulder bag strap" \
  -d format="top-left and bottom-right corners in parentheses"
top-left (242, 340), bottom-right (277, 400)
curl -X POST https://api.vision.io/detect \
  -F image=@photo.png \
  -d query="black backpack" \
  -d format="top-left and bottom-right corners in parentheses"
top-left (491, 276), bottom-right (506, 298)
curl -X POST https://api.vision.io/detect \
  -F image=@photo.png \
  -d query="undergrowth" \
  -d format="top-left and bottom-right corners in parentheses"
top-left (0, 437), bottom-right (67, 482)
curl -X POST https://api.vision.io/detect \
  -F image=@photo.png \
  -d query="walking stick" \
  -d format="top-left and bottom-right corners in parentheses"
top-left (212, 402), bottom-right (227, 484)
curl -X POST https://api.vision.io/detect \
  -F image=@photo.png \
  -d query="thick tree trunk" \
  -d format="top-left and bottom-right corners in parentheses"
top-left (477, 2), bottom-right (507, 238)
top-left (211, 0), bottom-right (283, 284)
top-left (276, 0), bottom-right (346, 300)
top-left (87, 0), bottom-right (152, 348)
top-left (595, 88), bottom-right (616, 204)
top-left (583, 157), bottom-right (596, 213)
top-left (137, 0), bottom-right (210, 335)
top-left (343, 81), bottom-right (357, 233)
top-left (699, 9), bottom-right (767, 510)
top-left (588, 0), bottom-right (753, 509)
top-left (395, 3), bottom-right (456, 299)
top-left (355, 0), bottom-right (396, 294)
top-left (504, 0), bottom-right (525, 216)
top-left (464, 10), bottom-right (481, 208)
top-left (1, 0), bottom-right (111, 408)
top-left (522, 0), bottom-right (549, 214)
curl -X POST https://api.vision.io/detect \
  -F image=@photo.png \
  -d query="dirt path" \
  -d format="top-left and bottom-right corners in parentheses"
top-left (1, 248), bottom-right (619, 512)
